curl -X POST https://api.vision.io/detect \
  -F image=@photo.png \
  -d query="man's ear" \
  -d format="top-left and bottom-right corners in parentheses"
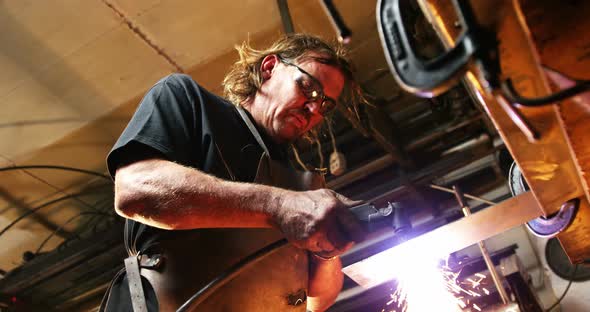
top-left (260, 54), bottom-right (279, 81)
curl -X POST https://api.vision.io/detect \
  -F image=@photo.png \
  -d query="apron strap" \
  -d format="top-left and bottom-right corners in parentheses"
top-left (124, 255), bottom-right (148, 312)
top-left (235, 106), bottom-right (271, 157)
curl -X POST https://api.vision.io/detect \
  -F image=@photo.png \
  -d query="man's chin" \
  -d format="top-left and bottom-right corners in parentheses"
top-left (274, 127), bottom-right (303, 143)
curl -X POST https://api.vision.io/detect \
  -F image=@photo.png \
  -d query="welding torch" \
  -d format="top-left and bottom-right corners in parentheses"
top-left (349, 201), bottom-right (410, 234)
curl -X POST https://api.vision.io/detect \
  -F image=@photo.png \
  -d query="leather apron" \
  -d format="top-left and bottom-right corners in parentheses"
top-left (135, 107), bottom-right (324, 311)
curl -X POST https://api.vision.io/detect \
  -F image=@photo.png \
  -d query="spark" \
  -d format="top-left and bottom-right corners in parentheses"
top-left (457, 300), bottom-right (466, 308)
top-left (384, 257), bottom-right (461, 312)
top-left (385, 257), bottom-right (493, 312)
top-left (466, 278), bottom-right (481, 288)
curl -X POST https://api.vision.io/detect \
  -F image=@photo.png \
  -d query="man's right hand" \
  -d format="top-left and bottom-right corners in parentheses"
top-left (272, 189), bottom-right (366, 257)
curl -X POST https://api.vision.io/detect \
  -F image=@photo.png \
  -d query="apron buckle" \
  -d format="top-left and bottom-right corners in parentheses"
top-left (139, 254), bottom-right (164, 270)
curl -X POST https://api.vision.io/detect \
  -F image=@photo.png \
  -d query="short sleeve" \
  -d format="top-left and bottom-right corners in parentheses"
top-left (106, 74), bottom-right (203, 178)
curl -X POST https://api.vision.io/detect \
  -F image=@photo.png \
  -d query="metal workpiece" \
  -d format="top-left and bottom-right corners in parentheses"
top-left (454, 185), bottom-right (511, 305)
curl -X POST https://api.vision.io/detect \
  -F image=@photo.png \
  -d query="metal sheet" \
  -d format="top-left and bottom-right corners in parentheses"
top-left (342, 192), bottom-right (541, 289)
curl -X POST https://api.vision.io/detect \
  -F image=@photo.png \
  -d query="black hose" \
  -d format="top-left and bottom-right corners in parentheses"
top-left (545, 265), bottom-right (579, 312)
top-left (501, 79), bottom-right (590, 107)
top-left (176, 239), bottom-right (289, 312)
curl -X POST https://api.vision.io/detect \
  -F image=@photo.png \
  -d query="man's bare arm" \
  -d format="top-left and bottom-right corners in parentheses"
top-left (114, 158), bottom-right (281, 229)
top-left (114, 158), bottom-right (365, 249)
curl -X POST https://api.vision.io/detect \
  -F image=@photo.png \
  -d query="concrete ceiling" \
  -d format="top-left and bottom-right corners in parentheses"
top-left (0, 1), bottom-right (392, 272)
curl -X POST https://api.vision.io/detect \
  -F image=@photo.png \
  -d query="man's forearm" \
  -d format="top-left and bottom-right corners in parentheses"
top-left (114, 157), bottom-right (365, 259)
top-left (114, 158), bottom-right (285, 230)
top-left (307, 254), bottom-right (344, 312)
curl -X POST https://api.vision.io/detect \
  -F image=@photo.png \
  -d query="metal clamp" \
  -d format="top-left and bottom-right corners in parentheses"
top-left (377, 0), bottom-right (543, 141)
top-left (377, 0), bottom-right (491, 97)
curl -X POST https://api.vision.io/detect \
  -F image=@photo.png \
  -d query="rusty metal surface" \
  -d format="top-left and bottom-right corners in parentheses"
top-left (519, 0), bottom-right (590, 264)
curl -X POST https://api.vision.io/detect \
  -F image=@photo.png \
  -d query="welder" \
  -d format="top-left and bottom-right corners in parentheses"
top-left (99, 33), bottom-right (367, 312)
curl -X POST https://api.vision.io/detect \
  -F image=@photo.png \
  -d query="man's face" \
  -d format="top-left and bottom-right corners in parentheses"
top-left (250, 54), bottom-right (345, 143)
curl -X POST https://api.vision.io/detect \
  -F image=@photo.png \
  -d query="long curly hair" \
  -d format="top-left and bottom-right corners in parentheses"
top-left (223, 33), bottom-right (366, 122)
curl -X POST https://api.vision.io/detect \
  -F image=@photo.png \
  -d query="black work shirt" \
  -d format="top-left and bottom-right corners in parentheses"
top-left (103, 74), bottom-right (288, 311)
top-left (108, 73), bottom-right (288, 182)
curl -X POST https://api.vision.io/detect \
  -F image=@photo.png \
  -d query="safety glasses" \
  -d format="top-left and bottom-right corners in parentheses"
top-left (278, 57), bottom-right (338, 115)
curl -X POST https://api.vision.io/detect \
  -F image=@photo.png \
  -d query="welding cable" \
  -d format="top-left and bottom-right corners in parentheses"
top-left (545, 264), bottom-right (579, 312)
top-left (316, 138), bottom-right (325, 169)
top-left (0, 189), bottom-right (107, 238)
top-left (291, 144), bottom-right (310, 171)
top-left (0, 165), bottom-right (111, 181)
top-left (327, 119), bottom-right (338, 155)
top-left (501, 78), bottom-right (590, 107)
top-left (176, 238), bottom-right (289, 312)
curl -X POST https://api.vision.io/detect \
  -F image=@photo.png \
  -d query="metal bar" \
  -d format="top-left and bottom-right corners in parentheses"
top-left (319, 0), bottom-right (351, 43)
top-left (455, 185), bottom-right (510, 304)
top-left (276, 0), bottom-right (295, 34)
top-left (342, 192), bottom-right (541, 289)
